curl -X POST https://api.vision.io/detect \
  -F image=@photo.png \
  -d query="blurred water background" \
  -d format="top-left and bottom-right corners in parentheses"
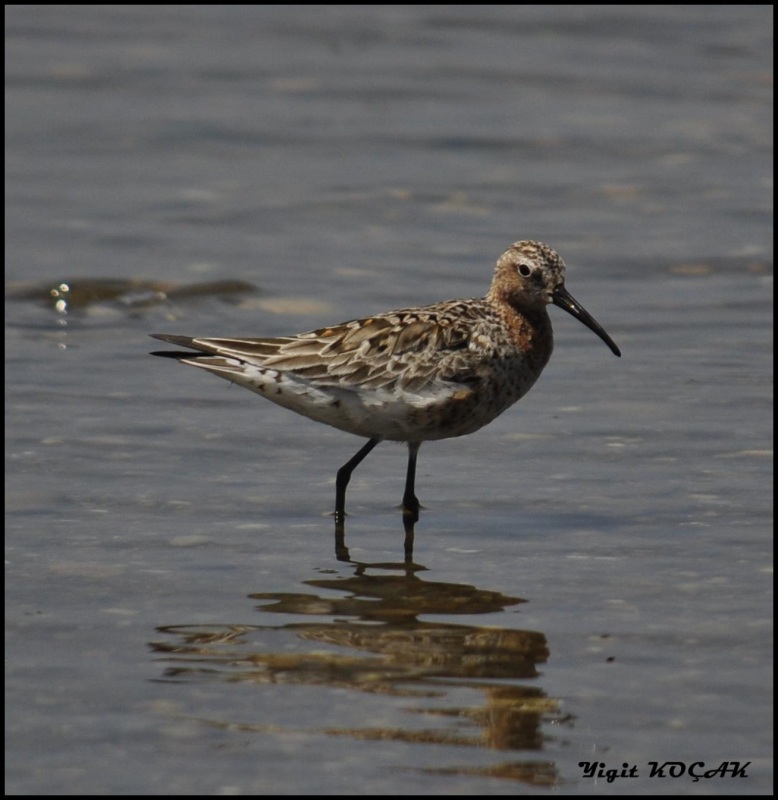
top-left (6, 6), bottom-right (772, 795)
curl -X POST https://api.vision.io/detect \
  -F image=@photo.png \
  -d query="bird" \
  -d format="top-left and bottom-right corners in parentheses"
top-left (151, 240), bottom-right (620, 527)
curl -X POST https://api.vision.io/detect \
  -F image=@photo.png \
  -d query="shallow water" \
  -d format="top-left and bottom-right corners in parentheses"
top-left (5, 6), bottom-right (772, 795)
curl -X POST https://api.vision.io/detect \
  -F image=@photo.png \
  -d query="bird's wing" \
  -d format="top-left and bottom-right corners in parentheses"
top-left (150, 301), bottom-right (487, 394)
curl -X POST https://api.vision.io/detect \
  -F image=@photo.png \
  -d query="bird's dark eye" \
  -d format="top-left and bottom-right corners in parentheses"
top-left (518, 263), bottom-right (532, 278)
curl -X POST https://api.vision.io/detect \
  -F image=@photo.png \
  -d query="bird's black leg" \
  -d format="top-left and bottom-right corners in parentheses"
top-left (402, 442), bottom-right (421, 524)
top-left (401, 442), bottom-right (421, 561)
top-left (335, 437), bottom-right (380, 523)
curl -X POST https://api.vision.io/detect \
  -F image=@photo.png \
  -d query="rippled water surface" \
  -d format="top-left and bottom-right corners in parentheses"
top-left (6, 6), bottom-right (772, 795)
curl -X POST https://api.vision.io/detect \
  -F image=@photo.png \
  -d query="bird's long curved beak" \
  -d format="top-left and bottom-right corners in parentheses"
top-left (553, 286), bottom-right (621, 357)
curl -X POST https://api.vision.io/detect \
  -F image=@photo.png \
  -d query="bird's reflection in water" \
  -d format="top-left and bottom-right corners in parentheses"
top-left (335, 511), bottom-right (417, 562)
top-left (151, 555), bottom-right (564, 786)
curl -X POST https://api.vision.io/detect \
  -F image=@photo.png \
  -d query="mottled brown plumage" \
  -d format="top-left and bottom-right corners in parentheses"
top-left (151, 240), bottom-right (620, 524)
